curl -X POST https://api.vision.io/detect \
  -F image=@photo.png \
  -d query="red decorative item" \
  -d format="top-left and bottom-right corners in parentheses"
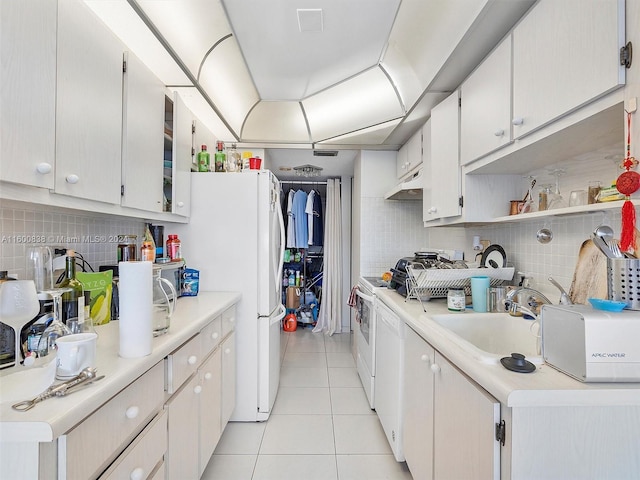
top-left (617, 111), bottom-right (638, 252)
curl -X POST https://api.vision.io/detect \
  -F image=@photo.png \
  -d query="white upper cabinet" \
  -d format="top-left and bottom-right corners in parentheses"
top-left (460, 36), bottom-right (512, 166)
top-left (425, 91), bottom-right (461, 222)
top-left (55, 0), bottom-right (123, 204)
top-left (171, 93), bottom-right (193, 217)
top-left (512, 0), bottom-right (625, 139)
top-left (396, 128), bottom-right (423, 180)
top-left (0, 0), bottom-right (56, 189)
top-left (121, 51), bottom-right (165, 212)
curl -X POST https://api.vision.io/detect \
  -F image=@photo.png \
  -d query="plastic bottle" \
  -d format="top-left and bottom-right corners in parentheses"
top-left (167, 234), bottom-right (182, 261)
top-left (141, 225), bottom-right (156, 262)
top-left (214, 141), bottom-right (226, 172)
top-left (288, 272), bottom-right (295, 286)
top-left (197, 144), bottom-right (210, 172)
top-left (58, 250), bottom-right (85, 325)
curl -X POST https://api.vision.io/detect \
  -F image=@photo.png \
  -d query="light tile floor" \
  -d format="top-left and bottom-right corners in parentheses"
top-left (202, 327), bottom-right (414, 480)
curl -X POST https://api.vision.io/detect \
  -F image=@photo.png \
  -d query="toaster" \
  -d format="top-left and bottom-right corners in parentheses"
top-left (541, 304), bottom-right (640, 382)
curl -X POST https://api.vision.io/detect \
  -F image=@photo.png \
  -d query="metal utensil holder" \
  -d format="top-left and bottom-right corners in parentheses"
top-left (607, 258), bottom-right (640, 310)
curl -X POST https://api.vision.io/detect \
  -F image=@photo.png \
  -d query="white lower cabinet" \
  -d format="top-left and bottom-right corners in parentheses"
top-left (433, 353), bottom-right (500, 480)
top-left (165, 373), bottom-right (200, 480)
top-left (221, 331), bottom-right (236, 426)
top-left (59, 362), bottom-right (165, 480)
top-left (198, 348), bottom-right (222, 477)
top-left (403, 326), bottom-right (500, 480)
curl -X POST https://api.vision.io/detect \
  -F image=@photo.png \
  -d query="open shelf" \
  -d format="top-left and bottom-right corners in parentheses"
top-left (490, 199), bottom-right (639, 223)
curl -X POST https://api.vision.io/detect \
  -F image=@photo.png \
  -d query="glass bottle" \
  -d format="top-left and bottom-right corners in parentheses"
top-left (141, 225), bottom-right (156, 262)
top-left (58, 250), bottom-right (84, 325)
top-left (197, 144), bottom-right (210, 172)
top-left (214, 141), bottom-right (226, 172)
top-left (226, 143), bottom-right (240, 172)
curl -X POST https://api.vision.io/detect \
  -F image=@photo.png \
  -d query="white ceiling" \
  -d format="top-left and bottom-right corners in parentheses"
top-left (84, 0), bottom-right (536, 179)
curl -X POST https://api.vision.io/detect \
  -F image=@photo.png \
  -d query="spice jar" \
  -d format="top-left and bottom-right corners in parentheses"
top-left (447, 288), bottom-right (466, 312)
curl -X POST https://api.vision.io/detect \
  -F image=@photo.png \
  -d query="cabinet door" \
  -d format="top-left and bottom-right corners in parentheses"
top-left (403, 327), bottom-right (435, 480)
top-left (121, 51), bottom-right (164, 212)
top-left (199, 348), bottom-right (222, 477)
top-left (172, 92), bottom-right (194, 217)
top-left (396, 143), bottom-right (409, 179)
top-left (221, 331), bottom-right (236, 426)
top-left (460, 36), bottom-right (512, 165)
top-left (166, 374), bottom-right (200, 480)
top-left (512, 0), bottom-right (625, 139)
top-left (433, 353), bottom-right (500, 480)
top-left (426, 91), bottom-right (461, 221)
top-left (55, 0), bottom-right (123, 204)
top-left (0, 0), bottom-right (56, 189)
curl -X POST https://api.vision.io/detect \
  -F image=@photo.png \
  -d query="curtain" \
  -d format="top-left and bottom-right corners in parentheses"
top-left (314, 179), bottom-right (342, 335)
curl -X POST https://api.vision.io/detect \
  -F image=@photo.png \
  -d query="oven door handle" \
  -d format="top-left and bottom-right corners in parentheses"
top-left (355, 289), bottom-right (375, 303)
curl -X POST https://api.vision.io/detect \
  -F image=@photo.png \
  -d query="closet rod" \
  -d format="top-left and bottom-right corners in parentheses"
top-left (280, 180), bottom-right (330, 186)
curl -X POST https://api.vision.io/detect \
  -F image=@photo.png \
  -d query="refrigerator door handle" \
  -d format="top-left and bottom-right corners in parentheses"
top-left (274, 186), bottom-right (286, 298)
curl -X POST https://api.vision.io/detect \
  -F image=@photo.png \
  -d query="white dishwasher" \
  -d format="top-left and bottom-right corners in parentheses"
top-left (374, 299), bottom-right (405, 462)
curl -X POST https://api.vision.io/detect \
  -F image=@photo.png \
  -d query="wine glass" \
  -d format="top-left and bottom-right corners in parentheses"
top-left (0, 280), bottom-right (40, 366)
top-left (546, 168), bottom-right (567, 209)
top-left (25, 246), bottom-right (54, 292)
top-left (36, 287), bottom-right (72, 357)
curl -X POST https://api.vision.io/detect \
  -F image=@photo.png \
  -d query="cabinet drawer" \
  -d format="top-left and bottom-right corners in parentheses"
top-left (201, 315), bottom-right (222, 358)
top-left (221, 306), bottom-right (236, 338)
top-left (149, 461), bottom-right (165, 480)
top-left (61, 362), bottom-right (164, 480)
top-left (99, 409), bottom-right (167, 480)
top-left (165, 334), bottom-right (201, 394)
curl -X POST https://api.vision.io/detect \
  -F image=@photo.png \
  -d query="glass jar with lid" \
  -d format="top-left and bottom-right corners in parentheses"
top-left (117, 235), bottom-right (137, 262)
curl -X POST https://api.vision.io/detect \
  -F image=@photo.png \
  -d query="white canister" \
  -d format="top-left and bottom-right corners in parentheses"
top-left (447, 288), bottom-right (466, 312)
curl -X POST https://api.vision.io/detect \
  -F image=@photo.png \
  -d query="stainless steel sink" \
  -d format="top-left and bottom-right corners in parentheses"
top-left (430, 313), bottom-right (542, 364)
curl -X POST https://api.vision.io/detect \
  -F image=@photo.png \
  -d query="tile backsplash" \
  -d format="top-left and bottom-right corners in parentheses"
top-left (0, 200), bottom-right (146, 279)
top-left (359, 197), bottom-right (430, 277)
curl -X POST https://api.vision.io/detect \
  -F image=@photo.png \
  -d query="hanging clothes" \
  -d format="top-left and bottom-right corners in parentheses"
top-left (312, 189), bottom-right (324, 246)
top-left (306, 190), bottom-right (315, 246)
top-left (286, 189), bottom-right (296, 248)
top-left (292, 189), bottom-right (308, 248)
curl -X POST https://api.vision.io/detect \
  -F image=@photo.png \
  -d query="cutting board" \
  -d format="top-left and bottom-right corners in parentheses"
top-left (568, 239), bottom-right (608, 304)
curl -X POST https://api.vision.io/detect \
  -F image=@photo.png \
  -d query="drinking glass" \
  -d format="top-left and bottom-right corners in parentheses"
top-left (36, 288), bottom-right (72, 357)
top-left (0, 280), bottom-right (40, 366)
top-left (546, 168), bottom-right (567, 209)
top-left (25, 246), bottom-right (54, 292)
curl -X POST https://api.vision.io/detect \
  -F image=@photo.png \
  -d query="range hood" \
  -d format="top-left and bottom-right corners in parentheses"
top-left (384, 169), bottom-right (423, 200)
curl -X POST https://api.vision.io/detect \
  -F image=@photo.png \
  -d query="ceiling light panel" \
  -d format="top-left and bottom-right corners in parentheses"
top-left (222, 0), bottom-right (400, 100)
top-left (242, 101), bottom-right (310, 143)
top-left (170, 87), bottom-right (234, 140)
top-left (84, 0), bottom-right (190, 85)
top-left (317, 119), bottom-right (402, 146)
top-left (386, 0), bottom-right (487, 91)
top-left (303, 68), bottom-right (404, 142)
top-left (199, 37), bottom-right (260, 135)
top-left (137, 0), bottom-right (233, 79)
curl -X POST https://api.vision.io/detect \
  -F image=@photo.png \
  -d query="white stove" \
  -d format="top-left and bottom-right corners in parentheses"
top-left (355, 277), bottom-right (387, 409)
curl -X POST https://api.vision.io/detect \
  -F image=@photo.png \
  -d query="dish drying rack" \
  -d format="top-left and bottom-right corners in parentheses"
top-left (405, 263), bottom-right (515, 311)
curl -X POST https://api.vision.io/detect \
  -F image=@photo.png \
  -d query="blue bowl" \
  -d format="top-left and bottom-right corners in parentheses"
top-left (588, 298), bottom-right (627, 312)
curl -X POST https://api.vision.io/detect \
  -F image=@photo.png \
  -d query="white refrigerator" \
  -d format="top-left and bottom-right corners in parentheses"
top-left (172, 170), bottom-right (286, 421)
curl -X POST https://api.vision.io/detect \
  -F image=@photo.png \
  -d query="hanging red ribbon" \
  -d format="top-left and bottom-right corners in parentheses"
top-left (617, 111), bottom-right (638, 252)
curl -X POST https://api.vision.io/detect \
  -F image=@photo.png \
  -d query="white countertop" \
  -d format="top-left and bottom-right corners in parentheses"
top-left (375, 288), bottom-right (640, 408)
top-left (0, 291), bottom-right (241, 443)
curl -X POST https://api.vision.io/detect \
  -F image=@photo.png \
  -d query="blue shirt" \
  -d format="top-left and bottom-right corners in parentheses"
top-left (292, 190), bottom-right (308, 248)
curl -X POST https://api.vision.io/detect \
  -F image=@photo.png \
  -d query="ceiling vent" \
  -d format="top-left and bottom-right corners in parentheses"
top-left (313, 150), bottom-right (338, 157)
top-left (297, 9), bottom-right (323, 33)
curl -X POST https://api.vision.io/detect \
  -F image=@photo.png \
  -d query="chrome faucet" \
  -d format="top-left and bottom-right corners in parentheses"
top-left (506, 287), bottom-right (552, 318)
top-left (548, 276), bottom-right (573, 305)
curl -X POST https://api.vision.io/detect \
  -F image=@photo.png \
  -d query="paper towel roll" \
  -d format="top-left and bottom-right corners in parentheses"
top-left (118, 261), bottom-right (153, 358)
